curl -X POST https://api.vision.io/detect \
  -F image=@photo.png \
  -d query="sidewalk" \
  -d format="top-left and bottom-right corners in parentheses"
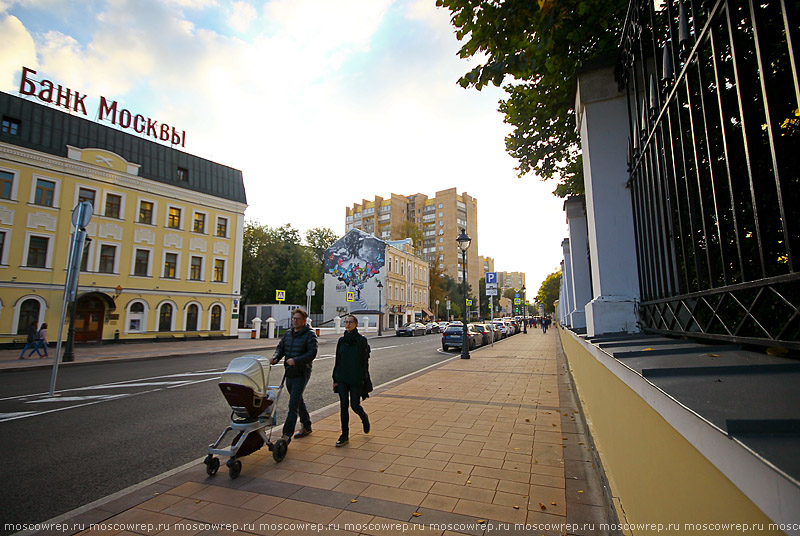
top-left (23, 331), bottom-right (617, 536)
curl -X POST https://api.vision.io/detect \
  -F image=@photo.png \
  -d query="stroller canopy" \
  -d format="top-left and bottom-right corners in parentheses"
top-left (220, 355), bottom-right (271, 397)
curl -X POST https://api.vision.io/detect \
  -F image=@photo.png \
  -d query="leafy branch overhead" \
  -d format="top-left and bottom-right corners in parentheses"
top-left (436, 0), bottom-right (627, 196)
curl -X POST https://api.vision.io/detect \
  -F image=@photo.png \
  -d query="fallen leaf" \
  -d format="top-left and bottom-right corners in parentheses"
top-left (195, 500), bottom-right (201, 504)
top-left (539, 503), bottom-right (547, 510)
top-left (579, 442), bottom-right (584, 445)
top-left (578, 490), bottom-right (584, 494)
top-left (467, 480), bottom-right (472, 484)
top-left (513, 505), bottom-right (520, 509)
top-left (546, 390), bottom-right (551, 393)
top-left (552, 423), bottom-right (557, 427)
top-left (351, 499), bottom-right (358, 503)
top-left (379, 469), bottom-right (385, 472)
top-left (412, 512), bottom-right (421, 517)
top-left (642, 347), bottom-right (654, 351)
top-left (525, 418), bottom-right (530, 422)
top-left (477, 520), bottom-right (486, 524)
top-left (457, 470), bottom-right (462, 474)
top-left (550, 502), bottom-right (557, 505)
top-left (562, 437), bottom-right (568, 440)
top-left (704, 353), bottom-right (720, 357)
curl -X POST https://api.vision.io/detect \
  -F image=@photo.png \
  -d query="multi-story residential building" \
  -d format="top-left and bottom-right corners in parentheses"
top-left (479, 256), bottom-right (495, 274)
top-left (345, 188), bottom-right (480, 306)
top-left (0, 91), bottom-right (247, 345)
top-left (383, 239), bottom-right (431, 328)
top-left (501, 271), bottom-right (526, 292)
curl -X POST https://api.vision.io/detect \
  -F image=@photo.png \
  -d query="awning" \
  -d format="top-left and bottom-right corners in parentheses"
top-left (422, 308), bottom-right (434, 316)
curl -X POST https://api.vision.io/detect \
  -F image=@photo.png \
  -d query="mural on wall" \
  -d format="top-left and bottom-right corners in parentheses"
top-left (324, 229), bottom-right (385, 301)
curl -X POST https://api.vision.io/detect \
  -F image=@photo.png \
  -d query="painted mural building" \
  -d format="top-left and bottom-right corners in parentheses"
top-left (322, 229), bottom-right (431, 328)
top-left (0, 90), bottom-right (247, 346)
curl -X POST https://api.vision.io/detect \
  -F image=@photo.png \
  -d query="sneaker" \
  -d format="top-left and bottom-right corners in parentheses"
top-left (280, 434), bottom-right (292, 444)
top-left (335, 435), bottom-right (349, 447)
top-left (294, 427), bottom-right (312, 439)
top-left (362, 415), bottom-right (370, 435)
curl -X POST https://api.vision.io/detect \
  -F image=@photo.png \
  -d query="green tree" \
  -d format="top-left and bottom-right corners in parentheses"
top-left (304, 227), bottom-right (338, 263)
top-left (394, 220), bottom-right (424, 254)
top-left (428, 262), bottom-right (449, 320)
top-left (437, 0), bottom-right (627, 196)
top-left (537, 270), bottom-right (563, 314)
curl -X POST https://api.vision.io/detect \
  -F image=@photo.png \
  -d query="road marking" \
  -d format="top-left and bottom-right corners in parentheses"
top-left (27, 394), bottom-right (126, 403)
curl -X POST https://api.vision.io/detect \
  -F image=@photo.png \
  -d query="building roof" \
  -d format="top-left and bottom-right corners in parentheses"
top-left (0, 92), bottom-right (247, 204)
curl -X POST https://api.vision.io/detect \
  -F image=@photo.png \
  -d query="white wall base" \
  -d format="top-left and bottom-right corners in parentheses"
top-left (570, 309), bottom-right (586, 330)
top-left (585, 295), bottom-right (639, 337)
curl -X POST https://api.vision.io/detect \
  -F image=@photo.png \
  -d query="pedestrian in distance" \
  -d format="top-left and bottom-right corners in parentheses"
top-left (28, 323), bottom-right (49, 358)
top-left (332, 315), bottom-right (373, 447)
top-left (19, 321), bottom-right (38, 359)
top-left (270, 308), bottom-right (317, 443)
top-left (541, 317), bottom-right (550, 334)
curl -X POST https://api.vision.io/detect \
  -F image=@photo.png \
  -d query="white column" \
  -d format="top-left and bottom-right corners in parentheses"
top-left (561, 239), bottom-right (575, 327)
top-left (564, 196), bottom-right (592, 330)
top-left (576, 65), bottom-right (640, 336)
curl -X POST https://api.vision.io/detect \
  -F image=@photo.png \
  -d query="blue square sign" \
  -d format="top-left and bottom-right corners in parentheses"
top-left (485, 272), bottom-right (497, 285)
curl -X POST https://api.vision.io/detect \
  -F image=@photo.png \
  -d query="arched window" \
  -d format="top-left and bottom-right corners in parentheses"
top-left (131, 302), bottom-right (144, 313)
top-left (159, 303), bottom-right (173, 332)
top-left (210, 305), bottom-right (222, 330)
top-left (127, 300), bottom-right (147, 333)
top-left (186, 304), bottom-right (198, 331)
top-left (17, 298), bottom-right (40, 335)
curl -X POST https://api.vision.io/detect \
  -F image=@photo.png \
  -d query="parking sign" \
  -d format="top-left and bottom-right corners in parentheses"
top-left (485, 272), bottom-right (497, 285)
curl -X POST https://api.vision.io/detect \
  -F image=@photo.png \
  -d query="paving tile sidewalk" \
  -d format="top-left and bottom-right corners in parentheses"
top-left (24, 330), bottom-right (618, 536)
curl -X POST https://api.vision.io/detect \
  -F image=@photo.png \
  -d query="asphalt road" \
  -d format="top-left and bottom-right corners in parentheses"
top-left (0, 333), bottom-right (454, 535)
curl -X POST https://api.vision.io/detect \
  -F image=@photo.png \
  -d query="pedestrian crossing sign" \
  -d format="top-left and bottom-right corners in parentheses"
top-left (466, 299), bottom-right (472, 306)
top-left (346, 291), bottom-right (355, 302)
top-left (514, 298), bottom-right (521, 305)
top-left (276, 290), bottom-right (285, 302)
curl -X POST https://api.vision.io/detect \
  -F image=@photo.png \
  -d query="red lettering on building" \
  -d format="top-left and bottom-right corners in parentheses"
top-left (38, 80), bottom-right (54, 103)
top-left (98, 96), bottom-right (117, 123)
top-left (146, 118), bottom-right (158, 138)
top-left (19, 67), bottom-right (37, 95)
top-left (119, 109), bottom-right (132, 129)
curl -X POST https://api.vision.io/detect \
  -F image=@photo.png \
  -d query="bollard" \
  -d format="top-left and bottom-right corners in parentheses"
top-left (266, 317), bottom-right (276, 339)
top-left (252, 317), bottom-right (262, 339)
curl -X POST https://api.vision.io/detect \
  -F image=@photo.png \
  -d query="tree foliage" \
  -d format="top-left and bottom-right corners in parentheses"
top-left (394, 220), bottom-right (424, 254)
top-left (436, 0), bottom-right (627, 196)
top-left (305, 227), bottom-right (338, 263)
top-left (536, 270), bottom-right (563, 314)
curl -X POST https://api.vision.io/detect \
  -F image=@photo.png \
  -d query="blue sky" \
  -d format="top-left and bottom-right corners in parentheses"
top-left (1, 0), bottom-right (568, 290)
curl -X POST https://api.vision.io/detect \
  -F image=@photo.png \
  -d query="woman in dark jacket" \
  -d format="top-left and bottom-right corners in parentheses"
top-left (332, 315), bottom-right (371, 447)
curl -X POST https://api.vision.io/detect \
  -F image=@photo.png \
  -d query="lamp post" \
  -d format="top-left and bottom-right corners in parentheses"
top-left (377, 280), bottom-right (383, 336)
top-left (456, 229), bottom-right (471, 360)
top-left (521, 285), bottom-right (527, 333)
top-left (446, 296), bottom-right (450, 322)
top-left (435, 299), bottom-right (440, 322)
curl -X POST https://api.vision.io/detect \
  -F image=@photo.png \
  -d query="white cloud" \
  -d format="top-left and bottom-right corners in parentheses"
top-left (0, 14), bottom-right (37, 91)
top-left (228, 1), bottom-right (256, 33)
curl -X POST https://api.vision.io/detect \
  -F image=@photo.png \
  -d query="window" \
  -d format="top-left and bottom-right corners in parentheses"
top-left (2, 117), bottom-right (20, 136)
top-left (388, 257), bottom-right (392, 272)
top-left (190, 256), bottom-right (202, 280)
top-left (164, 253), bottom-right (177, 278)
top-left (210, 305), bottom-right (222, 330)
top-left (17, 299), bottom-right (40, 335)
top-left (134, 249), bottom-right (150, 276)
top-left (26, 236), bottom-right (48, 267)
top-left (0, 231), bottom-right (5, 264)
top-left (438, 203), bottom-right (443, 209)
top-left (98, 245), bottom-right (116, 273)
top-left (213, 259), bottom-right (225, 282)
top-left (80, 243), bottom-right (91, 272)
top-left (168, 207), bottom-right (181, 229)
top-left (34, 179), bottom-right (55, 207)
top-left (193, 213), bottom-right (205, 234)
top-left (78, 188), bottom-right (96, 208)
top-left (104, 193), bottom-right (122, 218)
top-left (216, 217), bottom-right (228, 237)
top-left (128, 301), bottom-right (146, 332)
top-left (177, 167), bottom-right (188, 182)
top-left (401, 262), bottom-right (404, 276)
top-left (186, 304), bottom-right (198, 331)
top-left (1, 170), bottom-right (13, 199)
top-left (138, 201), bottom-right (154, 224)
top-left (159, 303), bottom-right (173, 332)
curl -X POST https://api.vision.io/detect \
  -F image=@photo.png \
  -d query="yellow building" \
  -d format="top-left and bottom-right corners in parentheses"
top-left (0, 91), bottom-right (246, 346)
top-left (383, 239), bottom-right (432, 328)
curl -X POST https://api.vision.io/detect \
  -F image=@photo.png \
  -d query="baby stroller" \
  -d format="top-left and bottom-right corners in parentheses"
top-left (204, 355), bottom-right (288, 479)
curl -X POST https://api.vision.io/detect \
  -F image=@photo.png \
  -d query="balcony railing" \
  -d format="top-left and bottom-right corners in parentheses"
top-left (618, 0), bottom-right (799, 349)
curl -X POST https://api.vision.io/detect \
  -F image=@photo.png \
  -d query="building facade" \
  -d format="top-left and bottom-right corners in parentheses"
top-left (0, 92), bottom-right (247, 346)
top-left (345, 188), bottom-right (480, 306)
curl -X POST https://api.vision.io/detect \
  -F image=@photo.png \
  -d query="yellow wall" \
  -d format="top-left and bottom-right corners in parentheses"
top-left (558, 328), bottom-right (781, 535)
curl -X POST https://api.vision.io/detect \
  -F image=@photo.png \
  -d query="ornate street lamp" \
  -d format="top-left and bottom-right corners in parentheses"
top-left (456, 229), bottom-right (471, 359)
top-left (377, 279), bottom-right (383, 336)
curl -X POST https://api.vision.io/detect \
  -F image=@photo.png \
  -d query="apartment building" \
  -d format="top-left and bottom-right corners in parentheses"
top-left (345, 188), bottom-right (480, 305)
top-left (0, 91), bottom-right (247, 345)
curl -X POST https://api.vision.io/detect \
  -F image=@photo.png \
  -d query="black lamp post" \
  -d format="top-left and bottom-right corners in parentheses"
top-left (456, 229), bottom-right (471, 359)
top-left (521, 285), bottom-right (527, 333)
top-left (377, 280), bottom-right (383, 336)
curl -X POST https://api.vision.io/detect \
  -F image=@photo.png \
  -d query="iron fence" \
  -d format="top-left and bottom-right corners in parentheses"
top-left (617, 0), bottom-right (799, 348)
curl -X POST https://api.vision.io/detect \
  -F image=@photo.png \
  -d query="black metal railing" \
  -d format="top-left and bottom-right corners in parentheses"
top-left (617, 0), bottom-right (799, 349)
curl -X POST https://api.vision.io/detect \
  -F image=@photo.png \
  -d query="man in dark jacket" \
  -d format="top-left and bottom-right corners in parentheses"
top-left (270, 308), bottom-right (317, 442)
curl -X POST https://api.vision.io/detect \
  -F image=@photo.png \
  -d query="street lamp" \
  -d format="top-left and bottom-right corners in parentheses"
top-left (521, 285), bottom-right (527, 334)
top-left (456, 228), bottom-right (471, 359)
top-left (377, 280), bottom-right (383, 336)
top-left (435, 299), bottom-right (440, 322)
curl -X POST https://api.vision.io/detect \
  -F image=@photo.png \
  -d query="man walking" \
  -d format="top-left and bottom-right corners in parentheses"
top-left (270, 308), bottom-right (317, 442)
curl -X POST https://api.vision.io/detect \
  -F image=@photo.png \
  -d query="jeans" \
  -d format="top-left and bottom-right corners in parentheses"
top-left (283, 375), bottom-right (311, 437)
top-left (337, 381), bottom-right (367, 435)
top-left (28, 339), bottom-right (48, 357)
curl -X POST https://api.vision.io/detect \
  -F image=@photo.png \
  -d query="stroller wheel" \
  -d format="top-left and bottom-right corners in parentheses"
top-left (227, 459), bottom-right (242, 479)
top-left (205, 456), bottom-right (220, 476)
top-left (273, 438), bottom-right (288, 463)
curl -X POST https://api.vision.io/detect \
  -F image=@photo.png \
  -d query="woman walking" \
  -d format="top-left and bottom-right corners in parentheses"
top-left (19, 321), bottom-right (38, 359)
top-left (332, 315), bottom-right (372, 447)
top-left (28, 323), bottom-right (49, 358)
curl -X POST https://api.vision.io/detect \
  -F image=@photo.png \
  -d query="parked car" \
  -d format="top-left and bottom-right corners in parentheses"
top-left (441, 324), bottom-right (482, 351)
top-left (438, 321), bottom-right (449, 331)
top-left (425, 322), bottom-right (440, 334)
top-left (396, 322), bottom-right (426, 337)
top-left (470, 323), bottom-right (492, 346)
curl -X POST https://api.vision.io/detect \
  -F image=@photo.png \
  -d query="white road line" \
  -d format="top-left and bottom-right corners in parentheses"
top-left (27, 394), bottom-right (126, 403)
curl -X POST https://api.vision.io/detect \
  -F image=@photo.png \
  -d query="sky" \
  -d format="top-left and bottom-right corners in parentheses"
top-left (1, 0), bottom-right (569, 291)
